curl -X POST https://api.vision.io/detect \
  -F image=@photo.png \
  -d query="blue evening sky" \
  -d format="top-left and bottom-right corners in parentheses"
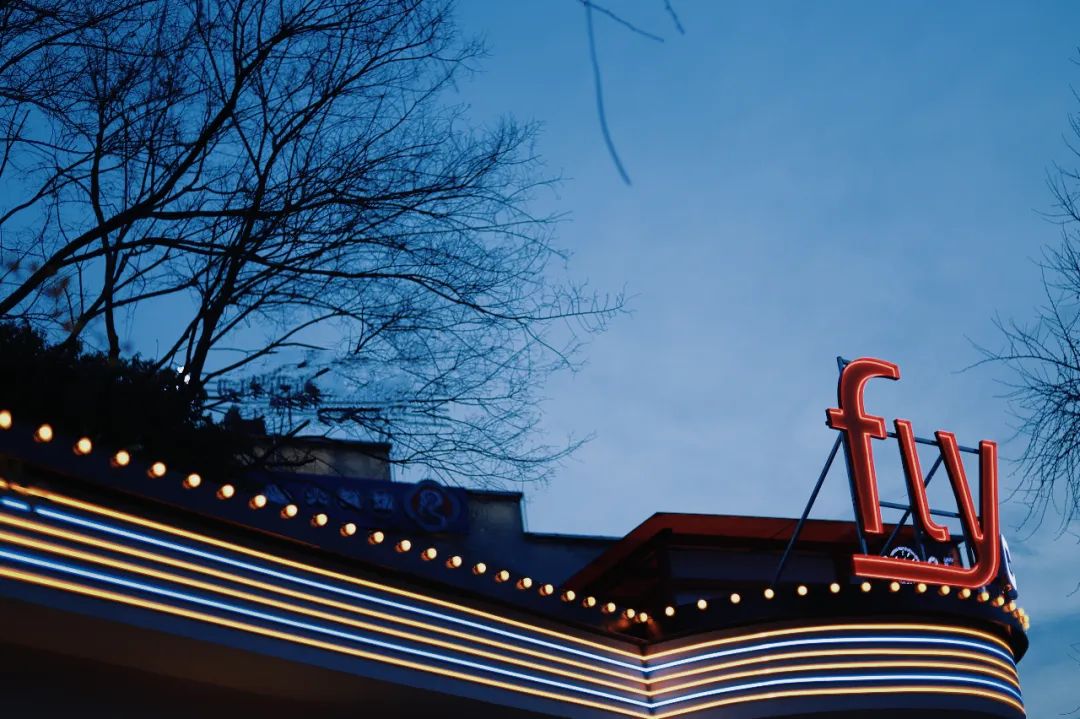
top-left (449, 1), bottom-right (1080, 714)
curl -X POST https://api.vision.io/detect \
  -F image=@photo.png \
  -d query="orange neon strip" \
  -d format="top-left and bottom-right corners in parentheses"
top-left (0, 565), bottom-right (643, 718)
top-left (0, 512), bottom-right (638, 684)
top-left (0, 527), bottom-right (640, 694)
top-left (0, 565), bottom-right (1024, 719)
top-left (651, 646), bottom-right (1017, 685)
top-left (20, 487), bottom-right (641, 661)
top-left (646, 620), bottom-right (1012, 661)
top-left (0, 523), bottom-right (1018, 702)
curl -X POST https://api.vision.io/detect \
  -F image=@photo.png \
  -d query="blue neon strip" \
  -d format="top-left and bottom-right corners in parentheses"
top-left (33, 506), bottom-right (642, 672)
top-left (0, 546), bottom-right (650, 707)
top-left (0, 498), bottom-right (29, 512)
top-left (645, 633), bottom-right (1016, 673)
top-left (0, 545), bottom-right (1023, 712)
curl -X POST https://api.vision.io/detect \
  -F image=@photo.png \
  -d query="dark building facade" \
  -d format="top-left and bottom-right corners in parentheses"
top-left (0, 413), bottom-right (1027, 718)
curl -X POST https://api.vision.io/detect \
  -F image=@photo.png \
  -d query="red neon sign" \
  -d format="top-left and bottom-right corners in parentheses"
top-left (826, 357), bottom-right (1000, 590)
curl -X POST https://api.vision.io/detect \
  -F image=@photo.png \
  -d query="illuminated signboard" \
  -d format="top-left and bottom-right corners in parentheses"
top-left (826, 357), bottom-right (1000, 590)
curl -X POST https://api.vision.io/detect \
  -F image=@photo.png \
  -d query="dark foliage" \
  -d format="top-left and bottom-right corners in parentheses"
top-left (0, 321), bottom-right (247, 475)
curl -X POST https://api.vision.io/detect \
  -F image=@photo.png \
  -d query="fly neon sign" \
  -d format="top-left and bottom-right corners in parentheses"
top-left (826, 357), bottom-right (999, 590)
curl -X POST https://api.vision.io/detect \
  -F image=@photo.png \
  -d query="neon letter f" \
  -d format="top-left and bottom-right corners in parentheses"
top-left (826, 357), bottom-right (900, 535)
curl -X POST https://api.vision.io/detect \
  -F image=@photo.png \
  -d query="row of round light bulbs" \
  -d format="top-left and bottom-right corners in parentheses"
top-left (12, 414), bottom-right (652, 623)
top-left (11, 415), bottom-right (1031, 632)
top-left (667, 580), bottom-right (1030, 630)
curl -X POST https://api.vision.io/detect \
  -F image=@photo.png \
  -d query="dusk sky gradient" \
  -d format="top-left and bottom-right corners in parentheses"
top-left (448, 2), bottom-right (1080, 715)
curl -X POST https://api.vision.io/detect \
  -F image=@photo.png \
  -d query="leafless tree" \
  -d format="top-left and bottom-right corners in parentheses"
top-left (0, 0), bottom-right (621, 487)
top-left (981, 56), bottom-right (1080, 527)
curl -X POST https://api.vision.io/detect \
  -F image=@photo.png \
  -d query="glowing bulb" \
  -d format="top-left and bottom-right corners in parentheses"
top-left (602, 602), bottom-right (617, 614)
top-left (993, 595), bottom-right (1005, 607)
top-left (763, 587), bottom-right (775, 599)
top-left (0, 410), bottom-right (11, 429)
top-left (889, 581), bottom-right (901, 593)
top-left (368, 530), bottom-right (385, 545)
top-left (977, 591), bottom-right (990, 602)
top-left (730, 593), bottom-right (741, 604)
top-left (394, 538), bottom-right (411, 552)
top-left (216, 484), bottom-right (235, 500)
top-left (148, 461), bottom-right (167, 478)
top-left (829, 582), bottom-right (841, 594)
top-left (248, 494), bottom-right (267, 509)
top-left (312, 513), bottom-right (329, 528)
top-left (696, 598), bottom-right (708, 610)
top-left (939, 585), bottom-right (951, 596)
top-left (860, 581), bottom-right (872, 593)
top-left (960, 588), bottom-right (972, 599)
top-left (516, 576), bottom-right (533, 590)
top-left (636, 612), bottom-right (649, 623)
top-left (446, 555), bottom-right (463, 569)
top-left (340, 522), bottom-right (357, 537)
top-left (539, 583), bottom-right (554, 596)
top-left (73, 437), bottom-right (92, 455)
top-left (281, 503), bottom-right (298, 519)
top-left (560, 589), bottom-right (576, 602)
top-left (183, 473), bottom-right (202, 489)
top-left (112, 450), bottom-right (131, 467)
top-left (623, 608), bottom-right (636, 620)
top-left (494, 569), bottom-right (510, 583)
top-left (582, 596), bottom-right (597, 608)
top-left (34, 424), bottom-right (53, 443)
top-left (421, 547), bottom-right (438, 561)
top-left (472, 562), bottom-right (487, 575)
top-left (916, 583), bottom-right (927, 594)
top-left (664, 605), bottom-right (676, 617)
top-left (796, 585), bottom-right (808, 597)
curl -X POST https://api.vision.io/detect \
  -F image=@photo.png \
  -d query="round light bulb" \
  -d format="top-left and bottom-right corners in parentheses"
top-left (74, 437), bottom-right (93, 455)
top-left (340, 522), bottom-right (357, 537)
top-left (281, 503), bottom-right (298, 519)
top-left (0, 410), bottom-right (12, 429)
top-left (34, 424), bottom-right (53, 443)
top-left (664, 605), bottom-right (676, 617)
top-left (472, 562), bottom-right (487, 575)
top-left (446, 555), bottom-right (463, 569)
top-left (764, 587), bottom-right (775, 599)
top-left (148, 461), bottom-right (167, 478)
top-left (696, 598), bottom-right (708, 610)
top-left (183, 473), bottom-right (202, 489)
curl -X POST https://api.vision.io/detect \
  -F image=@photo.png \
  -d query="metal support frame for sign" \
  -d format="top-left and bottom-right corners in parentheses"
top-left (772, 357), bottom-right (987, 588)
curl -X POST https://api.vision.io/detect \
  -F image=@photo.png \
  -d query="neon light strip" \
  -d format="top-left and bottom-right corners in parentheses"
top-left (0, 564), bottom-right (1026, 718)
top-left (0, 498), bottom-right (28, 512)
top-left (1, 489), bottom-right (1018, 679)
top-left (0, 512), bottom-right (637, 684)
top-left (646, 618), bottom-right (1012, 660)
top-left (0, 527), bottom-right (641, 693)
top-left (37, 503), bottom-right (1016, 677)
top-left (0, 565), bottom-right (644, 718)
top-left (646, 633), bottom-right (1014, 673)
top-left (650, 660), bottom-right (1019, 697)
top-left (0, 545), bottom-right (1020, 710)
top-left (21, 487), bottom-right (641, 661)
top-left (0, 524), bottom-right (1018, 700)
top-left (651, 671), bottom-right (1022, 708)
top-left (653, 685), bottom-right (1024, 719)
top-left (16, 487), bottom-right (1018, 671)
top-left (36, 505), bottom-right (642, 671)
top-left (0, 546), bottom-right (650, 708)
top-left (650, 647), bottom-right (1017, 689)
